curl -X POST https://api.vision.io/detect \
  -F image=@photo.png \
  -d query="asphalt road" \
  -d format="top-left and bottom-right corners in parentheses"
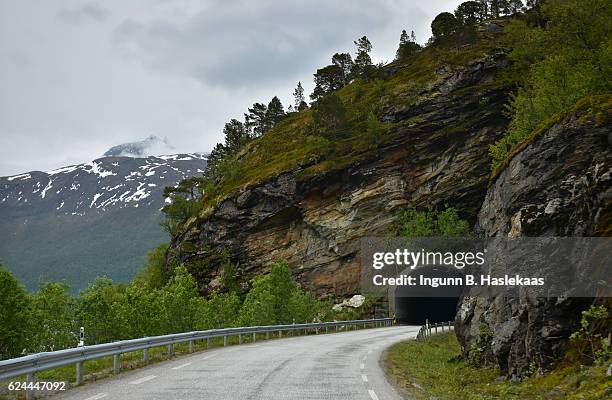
top-left (53, 325), bottom-right (419, 400)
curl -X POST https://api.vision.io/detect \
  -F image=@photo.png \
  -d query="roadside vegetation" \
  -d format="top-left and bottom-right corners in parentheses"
top-left (385, 329), bottom-right (610, 400)
top-left (0, 259), bottom-right (375, 362)
top-left (489, 0), bottom-right (611, 174)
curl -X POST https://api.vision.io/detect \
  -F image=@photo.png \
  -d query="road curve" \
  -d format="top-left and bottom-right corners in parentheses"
top-left (53, 325), bottom-right (419, 400)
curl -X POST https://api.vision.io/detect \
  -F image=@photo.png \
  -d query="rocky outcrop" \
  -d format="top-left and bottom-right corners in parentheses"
top-left (455, 102), bottom-right (612, 379)
top-left (170, 51), bottom-right (511, 298)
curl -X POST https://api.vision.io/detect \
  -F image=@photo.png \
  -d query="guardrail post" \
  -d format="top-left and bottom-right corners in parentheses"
top-left (279, 330), bottom-right (282, 338)
top-left (76, 361), bottom-right (84, 385)
top-left (189, 340), bottom-right (195, 353)
top-left (207, 338), bottom-right (211, 349)
top-left (113, 354), bottom-right (120, 374)
top-left (239, 334), bottom-right (243, 345)
top-left (266, 331), bottom-right (270, 340)
top-left (168, 344), bottom-right (174, 357)
top-left (223, 336), bottom-right (228, 347)
top-left (315, 327), bottom-right (319, 335)
top-left (325, 326), bottom-right (329, 334)
top-left (143, 348), bottom-right (149, 364)
top-left (26, 373), bottom-right (35, 400)
top-left (252, 332), bottom-right (256, 342)
top-left (449, 321), bottom-right (452, 330)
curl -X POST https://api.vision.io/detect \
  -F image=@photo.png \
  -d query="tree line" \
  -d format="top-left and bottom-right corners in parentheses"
top-left (0, 258), bottom-right (374, 360)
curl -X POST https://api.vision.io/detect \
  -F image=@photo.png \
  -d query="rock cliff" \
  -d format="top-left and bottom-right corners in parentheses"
top-left (455, 97), bottom-right (612, 378)
top-left (170, 50), bottom-right (512, 297)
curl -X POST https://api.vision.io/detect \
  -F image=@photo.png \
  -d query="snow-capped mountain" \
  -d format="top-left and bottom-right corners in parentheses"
top-left (0, 151), bottom-right (207, 292)
top-left (103, 135), bottom-right (175, 158)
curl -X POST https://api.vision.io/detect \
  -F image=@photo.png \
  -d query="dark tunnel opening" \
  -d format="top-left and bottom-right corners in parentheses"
top-left (392, 266), bottom-right (464, 325)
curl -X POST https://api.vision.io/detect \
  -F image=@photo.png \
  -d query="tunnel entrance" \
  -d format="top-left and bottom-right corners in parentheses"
top-left (391, 266), bottom-right (463, 325)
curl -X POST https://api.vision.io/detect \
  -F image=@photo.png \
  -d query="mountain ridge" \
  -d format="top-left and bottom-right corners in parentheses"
top-left (0, 152), bottom-right (207, 291)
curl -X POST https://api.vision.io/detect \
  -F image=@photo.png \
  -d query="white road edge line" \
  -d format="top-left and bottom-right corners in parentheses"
top-left (361, 374), bottom-right (368, 382)
top-left (368, 389), bottom-right (380, 400)
top-left (83, 394), bottom-right (107, 400)
top-left (129, 375), bottom-right (157, 385)
top-left (172, 362), bottom-right (192, 370)
top-left (202, 354), bottom-right (217, 360)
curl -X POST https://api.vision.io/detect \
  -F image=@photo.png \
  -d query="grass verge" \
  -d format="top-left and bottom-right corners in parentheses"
top-left (384, 333), bottom-right (610, 400)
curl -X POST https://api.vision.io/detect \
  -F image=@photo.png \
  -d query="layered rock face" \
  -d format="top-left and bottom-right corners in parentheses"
top-left (455, 106), bottom-right (612, 378)
top-left (171, 52), bottom-right (511, 297)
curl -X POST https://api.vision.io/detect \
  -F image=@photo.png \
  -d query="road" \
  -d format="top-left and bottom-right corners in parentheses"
top-left (53, 325), bottom-right (419, 400)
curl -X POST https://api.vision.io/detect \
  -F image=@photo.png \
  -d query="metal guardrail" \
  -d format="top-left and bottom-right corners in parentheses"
top-left (0, 318), bottom-right (393, 389)
top-left (415, 319), bottom-right (454, 341)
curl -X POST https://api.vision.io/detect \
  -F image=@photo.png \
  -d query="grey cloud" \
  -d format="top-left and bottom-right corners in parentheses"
top-left (57, 3), bottom-right (110, 23)
top-left (112, 0), bottom-right (403, 89)
top-left (0, 0), bottom-right (463, 176)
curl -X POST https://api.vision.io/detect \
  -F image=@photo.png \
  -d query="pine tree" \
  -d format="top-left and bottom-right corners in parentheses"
top-left (293, 82), bottom-right (307, 111)
top-left (396, 29), bottom-right (421, 60)
top-left (310, 64), bottom-right (345, 101)
top-left (244, 102), bottom-right (268, 136)
top-left (223, 119), bottom-right (249, 153)
top-left (455, 1), bottom-right (486, 25)
top-left (396, 30), bottom-right (409, 59)
top-left (352, 36), bottom-right (373, 77)
top-left (331, 53), bottom-right (354, 84)
top-left (503, 0), bottom-right (524, 15)
top-left (266, 96), bottom-right (285, 128)
top-left (431, 12), bottom-right (460, 40)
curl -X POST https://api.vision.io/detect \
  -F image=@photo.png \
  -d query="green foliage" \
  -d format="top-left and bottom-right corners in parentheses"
top-left (29, 282), bottom-right (75, 352)
top-left (219, 251), bottom-right (240, 294)
top-left (393, 206), bottom-right (470, 237)
top-left (431, 12), bottom-right (460, 40)
top-left (396, 29), bottom-right (421, 61)
top-left (352, 36), bottom-right (374, 78)
top-left (293, 81), bottom-right (307, 111)
top-left (455, 1), bottom-right (487, 25)
top-left (0, 264), bottom-right (31, 359)
top-left (133, 243), bottom-right (169, 289)
top-left (490, 0), bottom-right (611, 172)
top-left (386, 332), bottom-right (611, 400)
top-left (569, 305), bottom-right (611, 365)
top-left (238, 261), bottom-right (312, 326)
top-left (312, 93), bottom-right (348, 136)
top-left (77, 277), bottom-right (127, 344)
top-left (311, 64), bottom-right (346, 101)
top-left (1, 257), bottom-right (342, 358)
top-left (197, 291), bottom-right (240, 329)
top-left (158, 266), bottom-right (202, 333)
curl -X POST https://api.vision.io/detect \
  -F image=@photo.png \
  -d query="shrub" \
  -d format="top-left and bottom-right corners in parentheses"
top-left (393, 206), bottom-right (470, 237)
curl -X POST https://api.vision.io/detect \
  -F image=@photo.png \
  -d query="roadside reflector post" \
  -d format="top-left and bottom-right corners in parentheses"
top-left (26, 373), bottom-right (35, 400)
top-left (113, 354), bottom-right (120, 374)
top-left (76, 361), bottom-right (84, 385)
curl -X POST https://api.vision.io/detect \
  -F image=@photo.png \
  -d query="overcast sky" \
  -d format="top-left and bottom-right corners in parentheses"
top-left (0, 0), bottom-right (463, 176)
